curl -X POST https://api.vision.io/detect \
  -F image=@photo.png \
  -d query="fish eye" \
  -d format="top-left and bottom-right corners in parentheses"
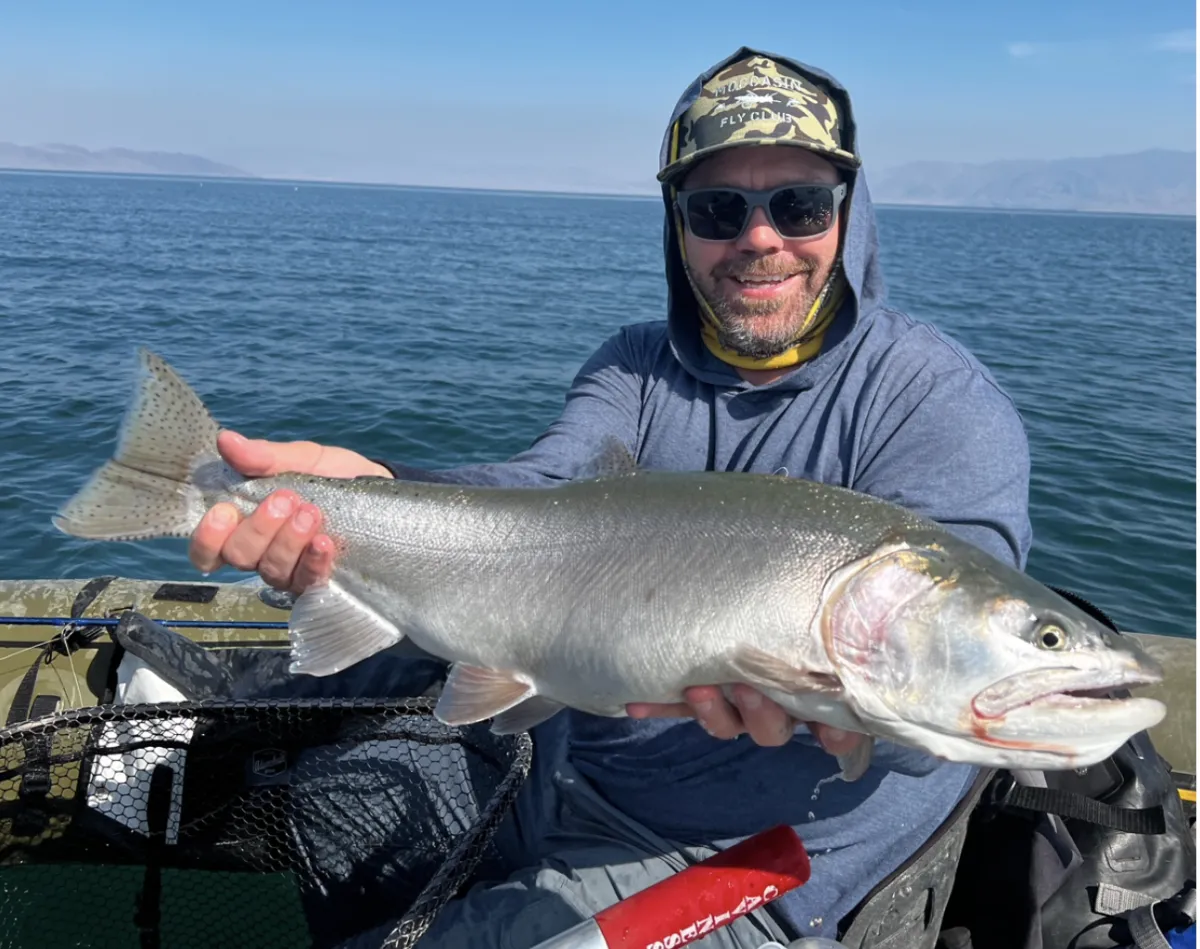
top-left (1037, 624), bottom-right (1067, 650)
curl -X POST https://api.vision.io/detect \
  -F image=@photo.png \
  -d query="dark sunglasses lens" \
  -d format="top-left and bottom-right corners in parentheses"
top-left (769, 186), bottom-right (836, 238)
top-left (685, 190), bottom-right (749, 240)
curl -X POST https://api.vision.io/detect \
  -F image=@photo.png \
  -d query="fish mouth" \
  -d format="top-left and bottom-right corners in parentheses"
top-left (965, 665), bottom-right (1167, 763)
top-left (971, 665), bottom-right (1164, 721)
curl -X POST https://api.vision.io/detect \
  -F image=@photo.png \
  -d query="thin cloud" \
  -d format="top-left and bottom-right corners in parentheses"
top-left (1004, 38), bottom-right (1103, 58)
top-left (1152, 29), bottom-right (1196, 53)
top-left (1006, 31), bottom-right (1196, 59)
top-left (1006, 41), bottom-right (1043, 58)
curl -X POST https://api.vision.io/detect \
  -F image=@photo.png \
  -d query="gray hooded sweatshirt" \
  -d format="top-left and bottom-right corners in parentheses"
top-left (379, 47), bottom-right (1033, 942)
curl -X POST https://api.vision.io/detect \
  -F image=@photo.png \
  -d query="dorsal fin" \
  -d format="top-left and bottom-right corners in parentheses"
top-left (575, 435), bottom-right (638, 481)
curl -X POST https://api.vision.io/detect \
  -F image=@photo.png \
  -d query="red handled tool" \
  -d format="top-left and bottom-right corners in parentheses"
top-left (529, 825), bottom-right (811, 949)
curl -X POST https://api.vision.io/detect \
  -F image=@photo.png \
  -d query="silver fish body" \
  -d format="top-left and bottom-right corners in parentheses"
top-left (257, 468), bottom-right (906, 714)
top-left (54, 350), bottom-right (1168, 778)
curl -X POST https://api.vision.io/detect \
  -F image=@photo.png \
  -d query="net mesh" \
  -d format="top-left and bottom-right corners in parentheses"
top-left (0, 697), bottom-right (532, 949)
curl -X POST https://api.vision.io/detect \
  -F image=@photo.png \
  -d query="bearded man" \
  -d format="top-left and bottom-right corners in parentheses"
top-left (190, 47), bottom-right (1031, 949)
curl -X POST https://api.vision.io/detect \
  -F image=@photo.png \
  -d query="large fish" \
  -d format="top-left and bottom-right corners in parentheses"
top-left (54, 349), bottom-right (1167, 779)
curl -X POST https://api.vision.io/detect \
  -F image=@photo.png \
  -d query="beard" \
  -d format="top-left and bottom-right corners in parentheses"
top-left (687, 255), bottom-right (831, 359)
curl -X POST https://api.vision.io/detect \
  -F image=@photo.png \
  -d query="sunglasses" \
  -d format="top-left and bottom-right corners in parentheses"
top-left (675, 182), bottom-right (848, 242)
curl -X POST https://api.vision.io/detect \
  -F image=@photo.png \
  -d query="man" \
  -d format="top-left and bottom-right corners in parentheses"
top-left (190, 49), bottom-right (1032, 948)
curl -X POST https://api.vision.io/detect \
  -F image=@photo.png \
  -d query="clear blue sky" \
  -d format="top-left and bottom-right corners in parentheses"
top-left (0, 0), bottom-right (1194, 192)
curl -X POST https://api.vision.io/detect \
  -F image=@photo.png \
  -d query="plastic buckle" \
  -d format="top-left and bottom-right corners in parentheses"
top-left (980, 773), bottom-right (1017, 822)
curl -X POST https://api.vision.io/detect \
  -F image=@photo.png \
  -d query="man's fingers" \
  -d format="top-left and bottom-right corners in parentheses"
top-left (189, 502), bottom-right (242, 573)
top-left (217, 430), bottom-right (325, 478)
top-left (626, 686), bottom-right (791, 746)
top-left (626, 689), bottom-right (747, 739)
top-left (684, 685), bottom-right (747, 740)
top-left (729, 684), bottom-right (794, 747)
top-left (217, 490), bottom-right (298, 572)
top-left (290, 534), bottom-right (337, 595)
top-left (217, 430), bottom-right (281, 477)
top-left (625, 688), bottom-right (863, 755)
top-left (217, 430), bottom-right (394, 482)
top-left (257, 503), bottom-right (323, 591)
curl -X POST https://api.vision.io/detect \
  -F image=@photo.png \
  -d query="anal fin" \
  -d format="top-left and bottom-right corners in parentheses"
top-left (288, 581), bottom-right (404, 677)
top-left (434, 664), bottom-right (535, 727)
top-left (490, 696), bottom-right (565, 734)
top-left (729, 644), bottom-right (843, 695)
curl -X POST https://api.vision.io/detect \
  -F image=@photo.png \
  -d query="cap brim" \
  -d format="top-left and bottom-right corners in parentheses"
top-left (657, 139), bottom-right (861, 184)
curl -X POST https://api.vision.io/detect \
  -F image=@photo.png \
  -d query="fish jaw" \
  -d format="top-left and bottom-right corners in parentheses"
top-left (865, 691), bottom-right (1167, 771)
top-left (960, 661), bottom-right (1167, 768)
top-left (970, 660), bottom-right (1163, 722)
top-left (964, 695), bottom-right (1167, 769)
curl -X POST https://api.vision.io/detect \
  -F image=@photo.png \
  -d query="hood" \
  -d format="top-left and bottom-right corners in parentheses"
top-left (658, 47), bottom-right (888, 392)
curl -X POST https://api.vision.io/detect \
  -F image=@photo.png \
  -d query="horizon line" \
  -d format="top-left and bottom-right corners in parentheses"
top-left (0, 165), bottom-right (1195, 220)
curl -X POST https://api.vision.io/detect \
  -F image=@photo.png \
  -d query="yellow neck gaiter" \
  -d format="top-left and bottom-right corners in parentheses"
top-left (674, 212), bottom-right (847, 372)
top-left (698, 268), bottom-right (846, 370)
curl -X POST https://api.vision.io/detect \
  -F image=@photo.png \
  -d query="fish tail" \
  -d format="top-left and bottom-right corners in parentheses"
top-left (53, 348), bottom-right (237, 541)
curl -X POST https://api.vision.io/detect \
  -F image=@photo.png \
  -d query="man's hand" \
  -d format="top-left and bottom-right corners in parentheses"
top-left (188, 430), bottom-right (392, 594)
top-left (627, 684), bottom-right (865, 753)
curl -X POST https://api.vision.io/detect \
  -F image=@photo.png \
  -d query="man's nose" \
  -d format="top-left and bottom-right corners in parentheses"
top-left (735, 206), bottom-right (784, 253)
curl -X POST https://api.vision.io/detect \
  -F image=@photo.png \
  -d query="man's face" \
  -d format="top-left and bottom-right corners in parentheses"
top-left (679, 146), bottom-right (844, 359)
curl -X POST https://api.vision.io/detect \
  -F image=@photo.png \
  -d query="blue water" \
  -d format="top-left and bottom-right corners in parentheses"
top-left (0, 172), bottom-right (1194, 638)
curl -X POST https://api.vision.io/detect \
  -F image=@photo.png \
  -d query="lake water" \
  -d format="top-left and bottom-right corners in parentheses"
top-left (0, 172), bottom-right (1194, 638)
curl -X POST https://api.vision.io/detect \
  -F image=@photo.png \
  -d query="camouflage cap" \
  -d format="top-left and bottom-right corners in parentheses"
top-left (658, 54), bottom-right (861, 184)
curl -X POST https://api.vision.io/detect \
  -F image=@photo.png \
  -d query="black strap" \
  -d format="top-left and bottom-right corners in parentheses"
top-left (4, 655), bottom-right (42, 727)
top-left (134, 763), bottom-right (174, 949)
top-left (6, 574), bottom-right (118, 728)
top-left (5, 577), bottom-right (116, 839)
top-left (996, 781), bottom-right (1166, 835)
top-left (9, 695), bottom-right (62, 837)
top-left (3, 597), bottom-right (57, 837)
top-left (68, 575), bottom-right (117, 619)
top-left (53, 575), bottom-right (118, 657)
top-left (15, 695), bottom-right (60, 801)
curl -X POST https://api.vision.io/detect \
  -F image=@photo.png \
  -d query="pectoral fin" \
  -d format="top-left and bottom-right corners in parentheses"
top-left (288, 581), bottom-right (404, 677)
top-left (434, 664), bottom-right (536, 727)
top-left (837, 737), bottom-right (876, 782)
top-left (728, 644), bottom-right (843, 695)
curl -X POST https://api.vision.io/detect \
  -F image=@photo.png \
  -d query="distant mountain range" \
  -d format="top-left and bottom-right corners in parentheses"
top-left (0, 143), bottom-right (249, 178)
top-left (2, 142), bottom-right (1194, 215)
top-left (870, 149), bottom-right (1195, 216)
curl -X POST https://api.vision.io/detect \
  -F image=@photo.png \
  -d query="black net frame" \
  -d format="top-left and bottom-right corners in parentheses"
top-left (0, 697), bottom-right (532, 949)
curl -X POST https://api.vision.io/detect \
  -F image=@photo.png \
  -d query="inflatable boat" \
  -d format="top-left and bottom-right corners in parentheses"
top-left (0, 576), bottom-right (1194, 949)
